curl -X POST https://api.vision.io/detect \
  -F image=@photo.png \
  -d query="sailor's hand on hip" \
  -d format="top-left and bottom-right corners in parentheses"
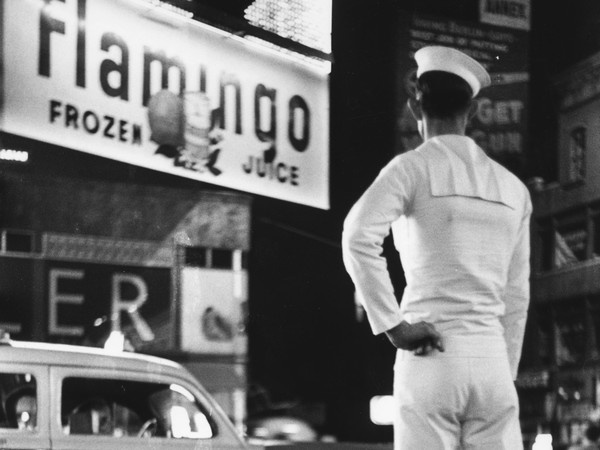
top-left (385, 320), bottom-right (444, 356)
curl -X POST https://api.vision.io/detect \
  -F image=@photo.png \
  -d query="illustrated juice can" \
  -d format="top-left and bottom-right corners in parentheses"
top-left (183, 92), bottom-right (211, 165)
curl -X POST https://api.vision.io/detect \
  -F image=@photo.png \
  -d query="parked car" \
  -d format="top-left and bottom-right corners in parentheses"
top-left (0, 333), bottom-right (249, 449)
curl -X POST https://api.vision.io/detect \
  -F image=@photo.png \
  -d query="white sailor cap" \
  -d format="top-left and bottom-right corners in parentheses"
top-left (414, 46), bottom-right (491, 97)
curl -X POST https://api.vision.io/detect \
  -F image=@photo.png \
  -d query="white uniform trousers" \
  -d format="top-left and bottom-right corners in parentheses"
top-left (393, 335), bottom-right (523, 450)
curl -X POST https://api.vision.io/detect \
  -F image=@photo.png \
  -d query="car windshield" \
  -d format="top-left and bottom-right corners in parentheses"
top-left (61, 377), bottom-right (216, 439)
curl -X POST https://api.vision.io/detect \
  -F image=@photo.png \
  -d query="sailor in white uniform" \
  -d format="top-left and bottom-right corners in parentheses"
top-left (342, 46), bottom-right (531, 449)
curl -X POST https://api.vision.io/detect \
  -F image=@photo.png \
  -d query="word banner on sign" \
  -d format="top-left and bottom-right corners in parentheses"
top-left (0, 0), bottom-right (330, 209)
top-left (479, 0), bottom-right (531, 31)
top-left (395, 11), bottom-right (529, 176)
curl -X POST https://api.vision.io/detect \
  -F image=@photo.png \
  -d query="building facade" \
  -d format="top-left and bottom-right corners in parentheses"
top-left (518, 49), bottom-right (600, 449)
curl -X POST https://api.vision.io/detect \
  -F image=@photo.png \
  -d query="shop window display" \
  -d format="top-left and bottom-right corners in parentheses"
top-left (555, 301), bottom-right (587, 367)
top-left (593, 212), bottom-right (600, 259)
top-left (537, 207), bottom-right (600, 271)
top-left (554, 214), bottom-right (589, 268)
top-left (588, 296), bottom-right (600, 361)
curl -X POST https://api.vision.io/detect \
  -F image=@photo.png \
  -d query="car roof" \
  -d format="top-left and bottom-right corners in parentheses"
top-left (0, 339), bottom-right (248, 447)
top-left (0, 339), bottom-right (188, 378)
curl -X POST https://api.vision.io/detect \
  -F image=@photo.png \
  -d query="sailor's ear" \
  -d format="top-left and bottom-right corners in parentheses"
top-left (407, 97), bottom-right (422, 120)
top-left (468, 99), bottom-right (479, 119)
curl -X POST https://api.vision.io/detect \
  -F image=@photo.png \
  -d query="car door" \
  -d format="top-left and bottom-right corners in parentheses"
top-left (0, 363), bottom-right (50, 450)
top-left (49, 365), bottom-right (247, 450)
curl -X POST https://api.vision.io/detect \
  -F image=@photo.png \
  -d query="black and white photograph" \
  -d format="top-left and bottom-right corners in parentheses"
top-left (0, 0), bottom-right (597, 449)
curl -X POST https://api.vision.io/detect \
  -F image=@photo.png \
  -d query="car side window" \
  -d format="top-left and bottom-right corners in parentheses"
top-left (0, 372), bottom-right (37, 432)
top-left (61, 377), bottom-right (216, 439)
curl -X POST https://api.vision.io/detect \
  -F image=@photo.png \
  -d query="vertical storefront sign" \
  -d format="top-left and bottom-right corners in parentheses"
top-left (0, 0), bottom-right (330, 209)
top-left (395, 0), bottom-right (530, 176)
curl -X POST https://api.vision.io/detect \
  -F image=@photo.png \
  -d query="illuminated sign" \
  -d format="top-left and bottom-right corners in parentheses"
top-left (0, 0), bottom-right (330, 209)
top-left (0, 148), bottom-right (29, 162)
top-left (0, 257), bottom-right (172, 346)
top-left (369, 395), bottom-right (394, 426)
top-left (479, 0), bottom-right (531, 31)
top-left (532, 434), bottom-right (553, 450)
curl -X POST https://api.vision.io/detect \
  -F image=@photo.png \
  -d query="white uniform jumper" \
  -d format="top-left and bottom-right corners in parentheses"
top-left (342, 135), bottom-right (532, 449)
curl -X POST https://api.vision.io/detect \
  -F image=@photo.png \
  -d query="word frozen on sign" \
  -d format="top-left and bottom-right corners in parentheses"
top-left (49, 100), bottom-right (143, 145)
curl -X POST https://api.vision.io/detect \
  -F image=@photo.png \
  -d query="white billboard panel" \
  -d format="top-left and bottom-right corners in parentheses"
top-left (180, 267), bottom-right (247, 355)
top-left (0, 0), bottom-right (330, 209)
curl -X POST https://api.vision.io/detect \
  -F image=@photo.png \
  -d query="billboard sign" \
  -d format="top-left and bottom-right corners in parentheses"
top-left (0, 0), bottom-right (330, 209)
top-left (395, 2), bottom-right (530, 175)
